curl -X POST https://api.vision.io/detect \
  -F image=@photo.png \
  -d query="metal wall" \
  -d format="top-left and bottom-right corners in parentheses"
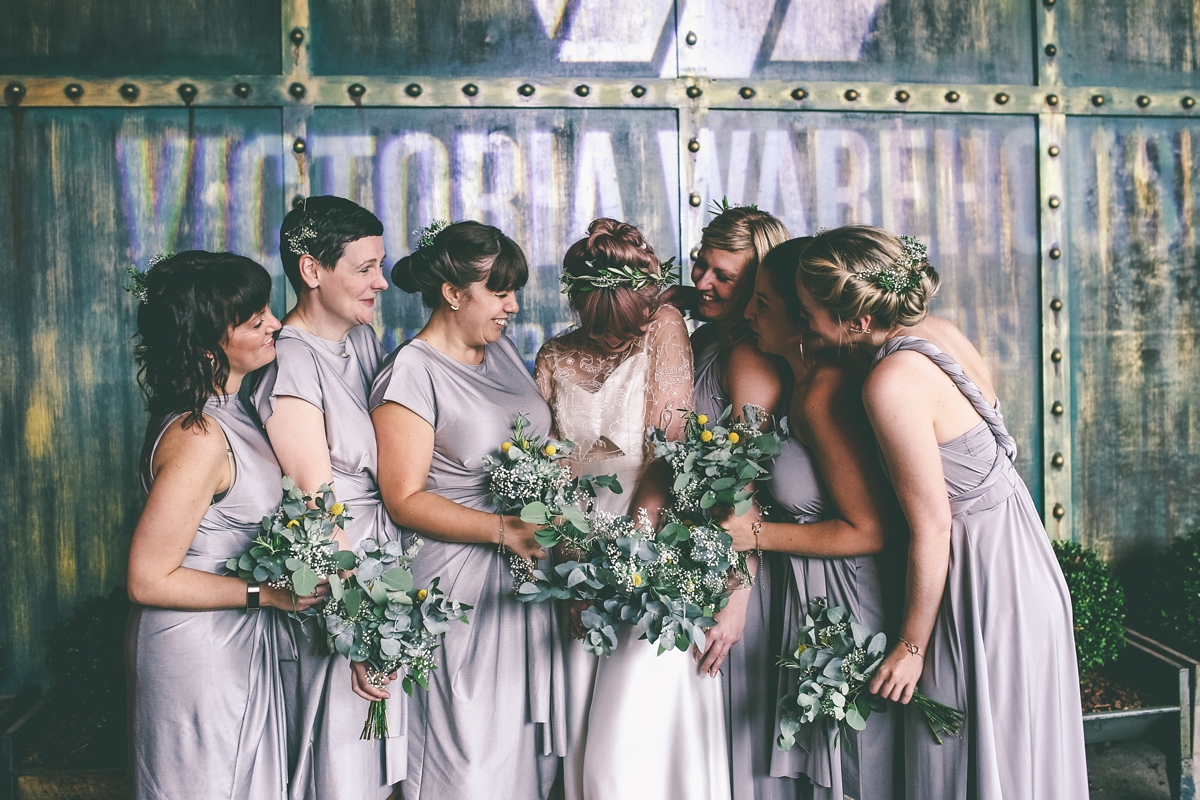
top-left (0, 0), bottom-right (1197, 689)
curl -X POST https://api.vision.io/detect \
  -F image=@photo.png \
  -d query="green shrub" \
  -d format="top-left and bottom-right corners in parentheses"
top-left (46, 585), bottom-right (130, 731)
top-left (1053, 540), bottom-right (1126, 672)
top-left (1131, 528), bottom-right (1200, 656)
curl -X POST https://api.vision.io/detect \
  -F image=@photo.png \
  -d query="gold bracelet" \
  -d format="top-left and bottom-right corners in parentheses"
top-left (751, 519), bottom-right (763, 564)
top-left (899, 637), bottom-right (925, 659)
top-left (497, 514), bottom-right (506, 555)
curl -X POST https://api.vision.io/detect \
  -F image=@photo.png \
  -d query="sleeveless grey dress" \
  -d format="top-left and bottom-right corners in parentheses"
top-left (126, 395), bottom-right (287, 800)
top-left (873, 336), bottom-right (1087, 800)
top-left (369, 335), bottom-right (565, 800)
top-left (252, 324), bottom-right (405, 800)
top-left (767, 434), bottom-right (899, 800)
top-left (692, 326), bottom-right (805, 800)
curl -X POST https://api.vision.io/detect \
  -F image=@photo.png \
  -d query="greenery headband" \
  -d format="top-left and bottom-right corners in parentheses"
top-left (559, 256), bottom-right (679, 295)
top-left (850, 235), bottom-right (930, 296)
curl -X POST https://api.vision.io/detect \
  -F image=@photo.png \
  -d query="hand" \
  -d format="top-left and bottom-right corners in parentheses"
top-left (260, 578), bottom-right (330, 613)
top-left (502, 517), bottom-right (549, 561)
top-left (869, 643), bottom-right (924, 704)
top-left (567, 600), bottom-right (591, 640)
top-left (695, 588), bottom-right (749, 677)
top-left (711, 505), bottom-right (759, 553)
top-left (350, 659), bottom-right (394, 702)
top-left (658, 285), bottom-right (699, 314)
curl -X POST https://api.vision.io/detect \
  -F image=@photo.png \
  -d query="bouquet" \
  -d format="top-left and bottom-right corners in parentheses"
top-left (648, 404), bottom-right (782, 517)
top-left (777, 597), bottom-right (964, 750)
top-left (323, 536), bottom-right (472, 739)
top-left (226, 477), bottom-right (358, 611)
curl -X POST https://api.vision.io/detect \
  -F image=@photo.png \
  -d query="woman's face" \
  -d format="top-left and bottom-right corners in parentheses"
top-left (317, 235), bottom-right (388, 327)
top-left (794, 280), bottom-right (846, 347)
top-left (454, 276), bottom-right (521, 347)
top-left (222, 305), bottom-right (282, 376)
top-left (691, 246), bottom-right (755, 323)
top-left (744, 269), bottom-right (804, 358)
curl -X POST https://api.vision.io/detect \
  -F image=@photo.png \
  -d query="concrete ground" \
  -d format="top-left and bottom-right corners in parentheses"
top-left (1088, 741), bottom-right (1173, 800)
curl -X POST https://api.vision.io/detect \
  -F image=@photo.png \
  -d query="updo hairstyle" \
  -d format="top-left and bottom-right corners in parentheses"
top-left (280, 196), bottom-right (384, 294)
top-left (134, 251), bottom-right (273, 429)
top-left (700, 206), bottom-right (790, 320)
top-left (796, 224), bottom-right (940, 330)
top-left (391, 221), bottom-right (529, 310)
top-left (758, 236), bottom-right (815, 320)
top-left (563, 218), bottom-right (662, 342)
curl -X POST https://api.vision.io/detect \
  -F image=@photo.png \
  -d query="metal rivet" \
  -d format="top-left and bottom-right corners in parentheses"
top-left (406, 83), bottom-right (423, 98)
top-left (1050, 298), bottom-right (1063, 311)
top-left (1183, 96), bottom-right (1195, 109)
top-left (1049, 247), bottom-right (1061, 260)
top-left (289, 28), bottom-right (305, 45)
top-left (293, 138), bottom-right (307, 155)
top-left (895, 89), bottom-right (910, 103)
top-left (1051, 348), bottom-right (1063, 362)
top-left (685, 31), bottom-right (698, 46)
top-left (945, 90), bottom-right (960, 103)
top-left (1046, 93), bottom-right (1059, 106)
top-left (687, 85), bottom-right (703, 99)
top-left (1091, 94), bottom-right (1105, 107)
top-left (1044, 44), bottom-right (1057, 57)
top-left (1051, 452), bottom-right (1065, 468)
top-left (233, 82), bottom-right (251, 99)
top-left (64, 83), bottom-right (84, 101)
top-left (995, 92), bottom-right (1010, 105)
top-left (518, 83), bottom-right (535, 97)
top-left (1137, 95), bottom-right (1151, 108)
top-left (178, 83), bottom-right (198, 104)
top-left (348, 83), bottom-right (366, 99)
top-left (690, 248), bottom-right (701, 261)
top-left (844, 89), bottom-right (859, 101)
top-left (791, 88), bottom-right (808, 101)
top-left (1044, 0), bottom-right (1056, 6)
top-left (739, 86), bottom-right (755, 100)
top-left (1053, 503), bottom-right (1065, 520)
top-left (689, 193), bottom-right (702, 207)
top-left (292, 194), bottom-right (305, 210)
top-left (575, 84), bottom-right (590, 97)
top-left (1048, 145), bottom-right (1060, 157)
top-left (631, 85), bottom-right (647, 98)
top-left (4, 82), bottom-right (25, 105)
top-left (462, 83), bottom-right (478, 97)
top-left (119, 83), bottom-right (139, 101)
top-left (1051, 401), bottom-right (1064, 416)
top-left (288, 82), bottom-right (306, 100)
top-left (687, 138), bottom-right (700, 153)
top-left (1048, 195), bottom-right (1061, 209)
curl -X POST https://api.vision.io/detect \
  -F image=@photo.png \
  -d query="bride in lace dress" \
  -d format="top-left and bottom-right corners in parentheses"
top-left (534, 219), bottom-right (730, 800)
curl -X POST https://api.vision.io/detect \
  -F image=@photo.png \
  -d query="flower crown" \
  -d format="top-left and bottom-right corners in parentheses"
top-left (123, 252), bottom-right (172, 304)
top-left (853, 235), bottom-right (929, 296)
top-left (412, 220), bottom-right (449, 251)
top-left (559, 256), bottom-right (679, 295)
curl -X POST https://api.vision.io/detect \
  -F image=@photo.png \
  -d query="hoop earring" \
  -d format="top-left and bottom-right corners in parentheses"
top-left (849, 324), bottom-right (871, 335)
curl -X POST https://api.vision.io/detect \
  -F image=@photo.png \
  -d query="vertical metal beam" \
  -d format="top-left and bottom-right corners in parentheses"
top-left (675, 0), bottom-right (707, 285)
top-left (281, 0), bottom-right (312, 312)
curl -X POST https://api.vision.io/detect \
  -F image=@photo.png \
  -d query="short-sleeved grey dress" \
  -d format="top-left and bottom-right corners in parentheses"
top-left (252, 324), bottom-right (405, 800)
top-left (874, 336), bottom-right (1087, 800)
top-left (126, 395), bottom-right (288, 800)
top-left (369, 335), bottom-right (565, 800)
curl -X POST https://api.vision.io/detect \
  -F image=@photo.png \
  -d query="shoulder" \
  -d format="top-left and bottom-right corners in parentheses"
top-left (796, 360), bottom-right (862, 427)
top-left (491, 333), bottom-right (529, 370)
top-left (348, 324), bottom-right (383, 354)
top-left (650, 303), bottom-right (687, 331)
top-left (725, 337), bottom-right (786, 385)
top-left (862, 348), bottom-right (941, 415)
top-left (154, 413), bottom-right (230, 472)
top-left (273, 330), bottom-right (318, 365)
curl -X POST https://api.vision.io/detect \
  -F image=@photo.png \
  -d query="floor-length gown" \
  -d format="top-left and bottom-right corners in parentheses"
top-left (535, 305), bottom-right (726, 800)
top-left (873, 336), bottom-right (1088, 799)
top-left (126, 395), bottom-right (288, 800)
top-left (251, 324), bottom-right (405, 799)
top-left (369, 334), bottom-right (564, 800)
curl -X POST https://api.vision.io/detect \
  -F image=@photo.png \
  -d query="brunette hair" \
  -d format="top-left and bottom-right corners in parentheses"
top-left (280, 196), bottom-right (384, 294)
top-left (563, 218), bottom-right (662, 341)
top-left (133, 251), bottom-right (273, 429)
top-left (758, 236), bottom-right (814, 320)
top-left (391, 221), bottom-right (528, 309)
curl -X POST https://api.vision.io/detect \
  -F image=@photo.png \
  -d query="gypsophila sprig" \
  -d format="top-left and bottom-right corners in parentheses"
top-left (124, 265), bottom-right (149, 304)
top-left (777, 597), bottom-right (964, 750)
top-left (284, 217), bottom-right (318, 255)
top-left (225, 476), bottom-right (358, 614)
top-left (852, 235), bottom-right (929, 296)
top-left (413, 219), bottom-right (449, 250)
top-left (560, 257), bottom-right (680, 296)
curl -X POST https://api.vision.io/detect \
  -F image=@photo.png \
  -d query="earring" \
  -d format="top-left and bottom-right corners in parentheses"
top-left (849, 324), bottom-right (871, 334)
top-left (449, 304), bottom-right (460, 311)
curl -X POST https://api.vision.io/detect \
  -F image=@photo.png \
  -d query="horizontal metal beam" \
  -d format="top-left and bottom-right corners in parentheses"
top-left (2, 75), bottom-right (1198, 117)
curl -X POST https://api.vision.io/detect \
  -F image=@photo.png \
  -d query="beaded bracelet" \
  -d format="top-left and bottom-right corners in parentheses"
top-left (497, 513), bottom-right (506, 555)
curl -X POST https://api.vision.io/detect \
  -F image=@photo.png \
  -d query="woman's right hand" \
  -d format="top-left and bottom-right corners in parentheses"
top-left (350, 659), bottom-right (394, 702)
top-left (260, 581), bottom-right (329, 613)
top-left (501, 516), bottom-right (549, 561)
top-left (567, 599), bottom-right (591, 639)
top-left (658, 285), bottom-right (699, 314)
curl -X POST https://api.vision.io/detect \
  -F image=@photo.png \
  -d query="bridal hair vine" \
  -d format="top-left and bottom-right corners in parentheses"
top-left (854, 235), bottom-right (930, 296)
top-left (284, 197), bottom-right (317, 255)
top-left (413, 220), bottom-right (449, 251)
top-left (559, 257), bottom-right (680, 295)
top-left (124, 252), bottom-right (172, 304)
top-left (709, 196), bottom-right (759, 216)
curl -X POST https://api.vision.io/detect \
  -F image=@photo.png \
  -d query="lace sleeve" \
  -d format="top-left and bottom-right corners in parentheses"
top-left (644, 306), bottom-right (694, 453)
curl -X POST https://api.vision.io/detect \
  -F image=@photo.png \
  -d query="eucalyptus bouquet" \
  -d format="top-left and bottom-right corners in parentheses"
top-left (777, 597), bottom-right (964, 750)
top-left (225, 477), bottom-right (358, 613)
top-left (323, 536), bottom-right (472, 739)
top-left (647, 404), bottom-right (782, 517)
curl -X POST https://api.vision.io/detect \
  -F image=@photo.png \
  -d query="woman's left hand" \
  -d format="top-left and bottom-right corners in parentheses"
top-left (695, 587), bottom-right (750, 677)
top-left (868, 643), bottom-right (924, 704)
top-left (711, 505), bottom-right (759, 553)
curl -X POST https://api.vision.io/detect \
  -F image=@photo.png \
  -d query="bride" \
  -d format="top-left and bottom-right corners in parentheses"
top-left (534, 218), bottom-right (730, 800)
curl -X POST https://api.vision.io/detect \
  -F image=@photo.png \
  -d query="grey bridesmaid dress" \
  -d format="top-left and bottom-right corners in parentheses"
top-left (369, 335), bottom-right (565, 800)
top-left (873, 336), bottom-right (1088, 800)
top-left (252, 324), bottom-right (406, 800)
top-left (126, 395), bottom-right (288, 800)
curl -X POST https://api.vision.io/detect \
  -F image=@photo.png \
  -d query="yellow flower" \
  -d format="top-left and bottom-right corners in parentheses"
top-left (329, 503), bottom-right (345, 516)
top-left (795, 643), bottom-right (808, 658)
top-left (700, 430), bottom-right (714, 442)
top-left (501, 441), bottom-right (513, 453)
top-left (727, 432), bottom-right (740, 444)
top-left (416, 589), bottom-right (428, 601)
top-left (287, 519), bottom-right (300, 529)
top-left (632, 573), bottom-right (643, 587)
top-left (696, 414), bottom-right (708, 425)
top-left (543, 444), bottom-right (557, 456)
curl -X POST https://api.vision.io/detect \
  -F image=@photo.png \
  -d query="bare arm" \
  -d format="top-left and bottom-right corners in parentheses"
top-left (264, 396), bottom-right (350, 550)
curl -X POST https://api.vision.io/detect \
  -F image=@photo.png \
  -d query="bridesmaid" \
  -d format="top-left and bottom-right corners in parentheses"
top-left (663, 206), bottom-right (798, 800)
top-left (125, 251), bottom-right (324, 800)
top-left (370, 221), bottom-right (564, 800)
top-left (794, 224), bottom-right (1088, 799)
top-left (720, 236), bottom-right (903, 800)
top-left (250, 196), bottom-right (404, 799)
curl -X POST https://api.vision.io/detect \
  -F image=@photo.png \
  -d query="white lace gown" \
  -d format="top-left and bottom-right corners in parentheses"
top-left (535, 305), bottom-right (732, 800)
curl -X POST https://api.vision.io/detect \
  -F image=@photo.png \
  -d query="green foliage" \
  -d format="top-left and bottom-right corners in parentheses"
top-left (1052, 540), bottom-right (1126, 672)
top-left (46, 585), bottom-right (130, 732)
top-left (1129, 528), bottom-right (1200, 656)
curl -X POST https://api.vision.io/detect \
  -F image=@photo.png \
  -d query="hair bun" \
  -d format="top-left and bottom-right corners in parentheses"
top-left (391, 253), bottom-right (420, 293)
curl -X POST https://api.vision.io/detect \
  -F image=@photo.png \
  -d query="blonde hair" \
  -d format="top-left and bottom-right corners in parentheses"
top-left (699, 207), bottom-right (790, 324)
top-left (796, 224), bottom-right (940, 330)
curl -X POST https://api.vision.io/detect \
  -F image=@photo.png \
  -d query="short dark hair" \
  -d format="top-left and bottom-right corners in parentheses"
top-left (134, 251), bottom-right (273, 429)
top-left (391, 220), bottom-right (529, 309)
top-left (280, 196), bottom-right (384, 294)
top-left (759, 237), bottom-right (814, 321)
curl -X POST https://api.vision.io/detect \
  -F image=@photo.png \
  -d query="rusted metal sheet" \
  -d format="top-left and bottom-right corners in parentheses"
top-left (1066, 118), bottom-right (1200, 563)
top-left (1057, 0), bottom-right (1200, 89)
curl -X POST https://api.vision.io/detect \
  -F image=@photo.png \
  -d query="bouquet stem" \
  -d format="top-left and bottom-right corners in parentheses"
top-left (912, 692), bottom-right (964, 744)
top-left (361, 699), bottom-right (390, 740)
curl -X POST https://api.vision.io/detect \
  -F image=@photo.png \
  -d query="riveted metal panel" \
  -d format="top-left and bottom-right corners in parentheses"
top-left (1057, 0), bottom-right (1200, 90)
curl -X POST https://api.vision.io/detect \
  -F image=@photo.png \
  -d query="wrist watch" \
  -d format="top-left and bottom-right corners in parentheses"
top-left (246, 582), bottom-right (261, 612)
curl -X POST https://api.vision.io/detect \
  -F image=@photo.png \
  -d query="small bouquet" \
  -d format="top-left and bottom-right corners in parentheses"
top-left (777, 597), bottom-right (965, 750)
top-left (648, 404), bottom-right (782, 517)
top-left (323, 536), bottom-right (472, 739)
top-left (226, 477), bottom-right (358, 610)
